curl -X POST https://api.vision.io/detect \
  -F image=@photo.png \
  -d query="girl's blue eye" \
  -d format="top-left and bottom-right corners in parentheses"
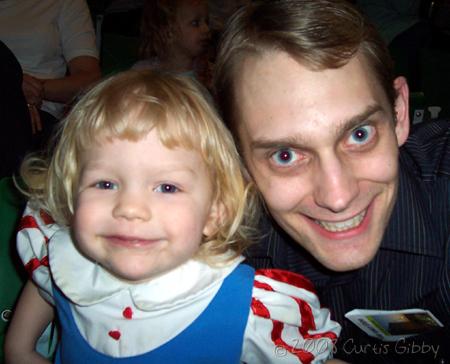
top-left (271, 148), bottom-right (298, 166)
top-left (348, 125), bottom-right (374, 145)
top-left (155, 184), bottom-right (178, 193)
top-left (95, 181), bottom-right (117, 190)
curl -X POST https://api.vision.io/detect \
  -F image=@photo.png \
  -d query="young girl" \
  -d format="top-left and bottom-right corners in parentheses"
top-left (133, 0), bottom-right (212, 88)
top-left (5, 70), bottom-right (340, 363)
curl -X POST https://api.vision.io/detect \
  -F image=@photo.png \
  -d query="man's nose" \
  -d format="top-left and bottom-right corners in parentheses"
top-left (313, 154), bottom-right (359, 213)
top-left (112, 189), bottom-right (151, 221)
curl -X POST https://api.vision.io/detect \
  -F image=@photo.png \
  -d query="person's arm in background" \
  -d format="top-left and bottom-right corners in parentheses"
top-left (41, 55), bottom-right (101, 104)
top-left (22, 74), bottom-right (44, 134)
top-left (22, 74), bottom-right (44, 107)
top-left (4, 281), bottom-right (54, 364)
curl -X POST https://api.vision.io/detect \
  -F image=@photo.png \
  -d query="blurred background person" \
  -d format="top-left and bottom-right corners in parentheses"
top-left (133, 0), bottom-right (211, 89)
top-left (356, 0), bottom-right (432, 92)
top-left (208, 0), bottom-right (251, 33)
top-left (0, 0), bottom-right (101, 149)
top-left (0, 41), bottom-right (32, 179)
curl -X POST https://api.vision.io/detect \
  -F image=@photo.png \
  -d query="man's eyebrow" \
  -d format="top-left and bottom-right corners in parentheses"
top-left (250, 104), bottom-right (384, 150)
top-left (250, 136), bottom-right (305, 150)
top-left (333, 104), bottom-right (384, 140)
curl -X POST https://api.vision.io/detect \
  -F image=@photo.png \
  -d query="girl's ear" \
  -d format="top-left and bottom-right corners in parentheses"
top-left (202, 200), bottom-right (226, 237)
top-left (393, 76), bottom-right (410, 147)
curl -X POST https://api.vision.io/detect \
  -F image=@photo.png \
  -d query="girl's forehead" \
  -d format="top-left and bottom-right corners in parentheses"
top-left (177, 0), bottom-right (208, 13)
top-left (185, 0), bottom-right (206, 6)
top-left (86, 132), bottom-right (202, 156)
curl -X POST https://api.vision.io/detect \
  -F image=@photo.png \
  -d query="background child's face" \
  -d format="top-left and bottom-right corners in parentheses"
top-left (73, 130), bottom-right (218, 282)
top-left (174, 0), bottom-right (210, 59)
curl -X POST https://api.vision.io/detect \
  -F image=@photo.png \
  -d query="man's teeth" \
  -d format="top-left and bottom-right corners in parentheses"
top-left (315, 210), bottom-right (366, 232)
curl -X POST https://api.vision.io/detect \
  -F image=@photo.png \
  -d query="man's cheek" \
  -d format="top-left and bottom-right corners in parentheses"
top-left (262, 182), bottom-right (301, 213)
top-left (360, 156), bottom-right (398, 183)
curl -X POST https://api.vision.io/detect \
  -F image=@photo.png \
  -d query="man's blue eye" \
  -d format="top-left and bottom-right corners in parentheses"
top-left (348, 125), bottom-right (374, 145)
top-left (155, 184), bottom-right (178, 193)
top-left (95, 181), bottom-right (117, 190)
top-left (271, 148), bottom-right (298, 166)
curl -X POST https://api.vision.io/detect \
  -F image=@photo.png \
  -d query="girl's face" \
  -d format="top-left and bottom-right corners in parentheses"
top-left (73, 130), bottom-right (219, 283)
top-left (173, 0), bottom-right (210, 59)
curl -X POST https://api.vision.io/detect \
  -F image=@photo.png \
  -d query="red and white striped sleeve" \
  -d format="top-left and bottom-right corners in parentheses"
top-left (16, 203), bottom-right (59, 305)
top-left (242, 269), bottom-right (341, 364)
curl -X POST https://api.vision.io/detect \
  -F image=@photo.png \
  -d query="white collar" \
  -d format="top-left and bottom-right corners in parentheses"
top-left (48, 228), bottom-right (243, 310)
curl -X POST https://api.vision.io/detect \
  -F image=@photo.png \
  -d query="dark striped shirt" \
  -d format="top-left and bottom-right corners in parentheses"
top-left (245, 120), bottom-right (450, 363)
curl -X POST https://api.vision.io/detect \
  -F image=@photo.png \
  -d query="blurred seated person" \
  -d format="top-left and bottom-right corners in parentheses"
top-left (0, 41), bottom-right (32, 179)
top-left (133, 0), bottom-right (211, 90)
top-left (0, 0), bottom-right (101, 149)
top-left (206, 0), bottom-right (251, 76)
top-left (356, 0), bottom-right (432, 92)
top-left (208, 0), bottom-right (251, 33)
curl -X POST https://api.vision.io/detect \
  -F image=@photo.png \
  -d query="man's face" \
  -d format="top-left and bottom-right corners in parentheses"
top-left (234, 51), bottom-right (410, 271)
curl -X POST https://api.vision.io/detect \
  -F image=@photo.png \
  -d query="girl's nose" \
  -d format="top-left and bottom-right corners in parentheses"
top-left (112, 190), bottom-right (151, 221)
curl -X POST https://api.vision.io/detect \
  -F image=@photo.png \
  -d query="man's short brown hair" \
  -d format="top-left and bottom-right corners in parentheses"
top-left (214, 0), bottom-right (396, 141)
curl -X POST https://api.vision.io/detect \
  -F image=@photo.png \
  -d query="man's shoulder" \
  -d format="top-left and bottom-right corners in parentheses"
top-left (401, 119), bottom-right (450, 180)
top-left (387, 120), bottom-right (449, 255)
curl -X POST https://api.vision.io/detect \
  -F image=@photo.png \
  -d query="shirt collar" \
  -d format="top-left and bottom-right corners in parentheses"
top-left (48, 228), bottom-right (243, 309)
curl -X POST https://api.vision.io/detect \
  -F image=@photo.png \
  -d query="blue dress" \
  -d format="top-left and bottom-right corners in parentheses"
top-left (17, 205), bottom-right (341, 363)
top-left (53, 264), bottom-right (255, 363)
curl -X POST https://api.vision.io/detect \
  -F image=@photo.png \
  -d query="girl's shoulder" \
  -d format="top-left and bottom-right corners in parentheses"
top-left (16, 203), bottom-right (58, 269)
top-left (16, 203), bottom-right (60, 304)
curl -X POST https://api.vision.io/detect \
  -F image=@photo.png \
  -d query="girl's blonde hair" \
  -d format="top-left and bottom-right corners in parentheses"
top-left (21, 70), bottom-right (258, 263)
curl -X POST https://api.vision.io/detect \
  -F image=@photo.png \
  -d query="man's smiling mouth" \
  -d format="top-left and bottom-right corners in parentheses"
top-left (314, 209), bottom-right (367, 232)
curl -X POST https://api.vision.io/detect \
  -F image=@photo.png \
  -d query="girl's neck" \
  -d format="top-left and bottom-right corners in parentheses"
top-left (159, 51), bottom-right (195, 74)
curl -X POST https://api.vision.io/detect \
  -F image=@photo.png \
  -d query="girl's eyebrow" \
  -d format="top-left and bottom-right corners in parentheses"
top-left (82, 161), bottom-right (199, 178)
top-left (250, 104), bottom-right (384, 151)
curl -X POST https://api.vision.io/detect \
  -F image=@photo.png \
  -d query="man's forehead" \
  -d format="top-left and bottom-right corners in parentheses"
top-left (234, 51), bottom-right (391, 142)
top-left (234, 49), bottom-right (383, 102)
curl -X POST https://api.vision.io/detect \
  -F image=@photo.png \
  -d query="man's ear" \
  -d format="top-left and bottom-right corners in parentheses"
top-left (202, 200), bottom-right (226, 237)
top-left (242, 165), bottom-right (253, 182)
top-left (393, 76), bottom-right (410, 147)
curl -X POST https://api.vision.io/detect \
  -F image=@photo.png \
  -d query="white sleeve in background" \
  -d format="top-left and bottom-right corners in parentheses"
top-left (59, 0), bottom-right (99, 62)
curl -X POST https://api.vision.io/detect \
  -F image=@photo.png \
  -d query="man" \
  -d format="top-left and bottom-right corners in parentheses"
top-left (214, 1), bottom-right (449, 362)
